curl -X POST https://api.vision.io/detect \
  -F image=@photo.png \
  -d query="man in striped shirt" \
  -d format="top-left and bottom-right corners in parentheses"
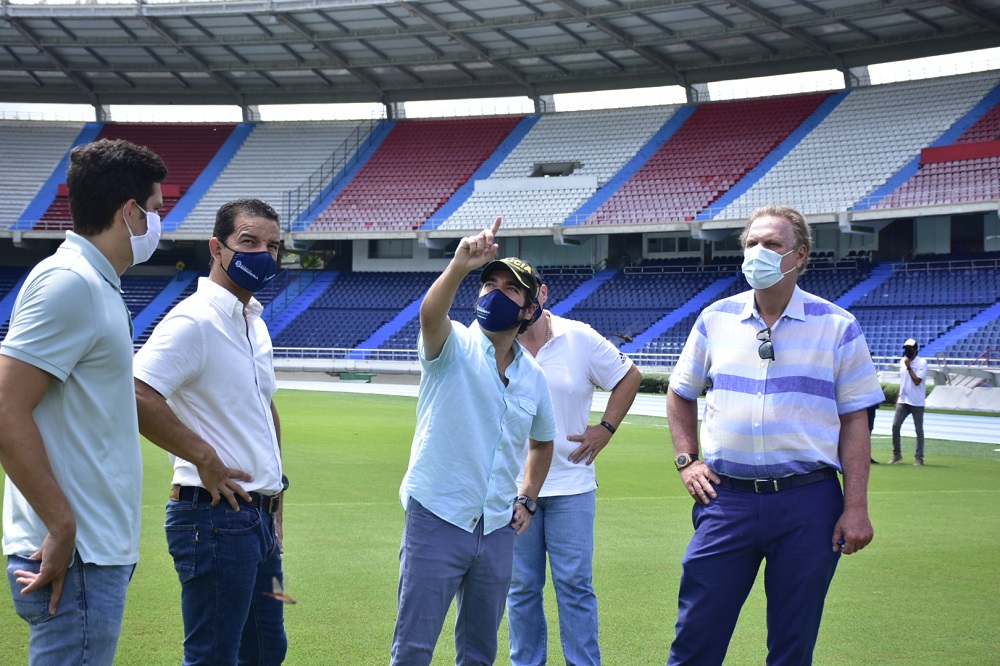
top-left (666, 205), bottom-right (883, 666)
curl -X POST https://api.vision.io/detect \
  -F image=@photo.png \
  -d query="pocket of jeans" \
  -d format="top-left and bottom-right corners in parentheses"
top-left (6, 556), bottom-right (54, 625)
top-left (165, 526), bottom-right (198, 584)
top-left (216, 506), bottom-right (262, 535)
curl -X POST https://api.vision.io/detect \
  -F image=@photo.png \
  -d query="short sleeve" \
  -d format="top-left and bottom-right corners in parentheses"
top-left (668, 313), bottom-right (711, 401)
top-left (832, 320), bottom-right (884, 415)
top-left (418, 320), bottom-right (467, 373)
top-left (1, 269), bottom-right (97, 382)
top-left (585, 326), bottom-right (632, 391)
top-left (133, 312), bottom-right (205, 400)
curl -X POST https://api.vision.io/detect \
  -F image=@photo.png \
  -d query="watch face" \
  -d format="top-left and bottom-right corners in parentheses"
top-left (516, 496), bottom-right (537, 514)
top-left (676, 454), bottom-right (689, 469)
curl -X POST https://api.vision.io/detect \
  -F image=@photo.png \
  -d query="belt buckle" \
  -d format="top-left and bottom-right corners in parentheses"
top-left (754, 479), bottom-right (779, 493)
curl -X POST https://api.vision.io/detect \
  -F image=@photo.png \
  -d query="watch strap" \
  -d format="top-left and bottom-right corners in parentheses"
top-left (599, 420), bottom-right (617, 435)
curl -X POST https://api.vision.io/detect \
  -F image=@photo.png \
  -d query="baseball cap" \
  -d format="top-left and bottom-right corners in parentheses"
top-left (480, 257), bottom-right (541, 300)
top-left (903, 338), bottom-right (917, 348)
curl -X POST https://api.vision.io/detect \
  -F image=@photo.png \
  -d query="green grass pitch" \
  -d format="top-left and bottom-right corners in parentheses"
top-left (1, 390), bottom-right (998, 664)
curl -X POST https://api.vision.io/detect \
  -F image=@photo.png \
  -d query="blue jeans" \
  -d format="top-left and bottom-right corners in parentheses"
top-left (7, 551), bottom-right (135, 666)
top-left (391, 497), bottom-right (514, 666)
top-left (165, 490), bottom-right (287, 666)
top-left (508, 490), bottom-right (600, 666)
top-left (668, 478), bottom-right (843, 666)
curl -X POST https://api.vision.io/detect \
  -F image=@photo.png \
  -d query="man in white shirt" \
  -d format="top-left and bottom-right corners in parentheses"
top-left (0, 138), bottom-right (167, 665)
top-left (134, 198), bottom-right (288, 665)
top-left (507, 271), bottom-right (642, 666)
top-left (888, 338), bottom-right (928, 466)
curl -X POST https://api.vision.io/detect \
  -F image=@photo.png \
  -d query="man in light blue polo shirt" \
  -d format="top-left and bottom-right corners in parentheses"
top-left (391, 217), bottom-right (556, 666)
top-left (0, 138), bottom-right (167, 665)
top-left (666, 205), bottom-right (884, 665)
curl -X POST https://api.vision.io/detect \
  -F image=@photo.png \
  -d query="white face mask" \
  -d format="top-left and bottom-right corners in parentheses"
top-left (124, 202), bottom-right (161, 266)
top-left (741, 244), bottom-right (797, 290)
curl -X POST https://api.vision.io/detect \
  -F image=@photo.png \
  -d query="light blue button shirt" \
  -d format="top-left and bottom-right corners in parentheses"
top-left (670, 286), bottom-right (884, 479)
top-left (400, 321), bottom-right (557, 534)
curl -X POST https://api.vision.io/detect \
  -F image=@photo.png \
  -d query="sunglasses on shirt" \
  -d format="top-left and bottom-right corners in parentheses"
top-left (757, 327), bottom-right (774, 361)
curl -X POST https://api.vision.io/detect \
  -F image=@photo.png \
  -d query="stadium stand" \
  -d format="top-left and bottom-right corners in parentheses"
top-left (0, 75), bottom-right (998, 365)
top-left (0, 122), bottom-right (82, 230)
top-left (436, 106), bottom-right (674, 230)
top-left (848, 258), bottom-right (1000, 359)
top-left (872, 97), bottom-right (1000, 208)
top-left (132, 274), bottom-right (202, 346)
top-left (120, 274), bottom-right (175, 321)
top-left (307, 117), bottom-right (523, 232)
top-left (715, 71), bottom-right (1000, 219)
top-left (582, 93), bottom-right (832, 224)
top-left (273, 271), bottom-right (439, 349)
top-left (182, 120), bottom-right (370, 231)
top-left (30, 123), bottom-right (238, 230)
top-left (563, 270), bottom-right (725, 342)
top-left (0, 266), bottom-right (29, 340)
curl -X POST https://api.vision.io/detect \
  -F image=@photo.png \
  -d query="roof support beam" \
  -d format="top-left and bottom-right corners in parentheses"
top-left (901, 9), bottom-right (943, 34)
top-left (141, 15), bottom-right (244, 101)
top-left (548, 0), bottom-right (686, 84)
top-left (273, 11), bottom-right (385, 95)
top-left (8, 17), bottom-right (96, 101)
top-left (404, 2), bottom-right (533, 92)
top-left (941, 0), bottom-right (1000, 32)
top-left (726, 0), bottom-right (841, 63)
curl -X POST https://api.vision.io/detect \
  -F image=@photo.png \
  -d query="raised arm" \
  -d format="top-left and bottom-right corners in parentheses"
top-left (420, 216), bottom-right (502, 360)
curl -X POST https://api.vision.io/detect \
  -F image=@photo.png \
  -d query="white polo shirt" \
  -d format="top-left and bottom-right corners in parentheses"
top-left (516, 314), bottom-right (633, 497)
top-left (2, 232), bottom-right (142, 565)
top-left (133, 278), bottom-right (283, 495)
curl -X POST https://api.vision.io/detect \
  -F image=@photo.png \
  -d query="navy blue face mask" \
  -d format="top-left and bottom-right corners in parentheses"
top-left (221, 242), bottom-right (277, 293)
top-left (528, 299), bottom-right (542, 325)
top-left (476, 290), bottom-right (528, 332)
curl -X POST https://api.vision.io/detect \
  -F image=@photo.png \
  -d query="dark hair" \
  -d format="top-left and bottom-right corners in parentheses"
top-left (213, 198), bottom-right (281, 243)
top-left (66, 139), bottom-right (168, 236)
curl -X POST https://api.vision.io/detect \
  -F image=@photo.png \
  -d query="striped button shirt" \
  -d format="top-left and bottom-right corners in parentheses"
top-left (669, 286), bottom-right (884, 479)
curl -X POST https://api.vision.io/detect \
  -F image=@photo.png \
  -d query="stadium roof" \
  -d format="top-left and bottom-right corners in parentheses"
top-left (1, 0), bottom-right (999, 110)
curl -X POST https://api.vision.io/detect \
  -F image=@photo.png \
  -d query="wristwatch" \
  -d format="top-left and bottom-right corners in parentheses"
top-left (674, 453), bottom-right (699, 471)
top-left (515, 495), bottom-right (537, 515)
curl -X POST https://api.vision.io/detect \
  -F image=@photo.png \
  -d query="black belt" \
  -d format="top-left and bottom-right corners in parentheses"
top-left (170, 485), bottom-right (280, 514)
top-left (715, 468), bottom-right (838, 494)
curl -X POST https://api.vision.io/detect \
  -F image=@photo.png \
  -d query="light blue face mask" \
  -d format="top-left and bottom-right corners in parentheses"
top-left (741, 245), bottom-right (796, 290)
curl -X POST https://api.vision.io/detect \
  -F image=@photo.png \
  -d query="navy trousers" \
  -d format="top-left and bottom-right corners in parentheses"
top-left (668, 477), bottom-right (843, 666)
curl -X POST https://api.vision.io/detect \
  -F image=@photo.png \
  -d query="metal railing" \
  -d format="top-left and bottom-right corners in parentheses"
top-left (282, 117), bottom-right (382, 228)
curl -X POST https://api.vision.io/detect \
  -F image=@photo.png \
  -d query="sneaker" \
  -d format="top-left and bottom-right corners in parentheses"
top-left (887, 455), bottom-right (903, 464)
top-left (913, 459), bottom-right (924, 466)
